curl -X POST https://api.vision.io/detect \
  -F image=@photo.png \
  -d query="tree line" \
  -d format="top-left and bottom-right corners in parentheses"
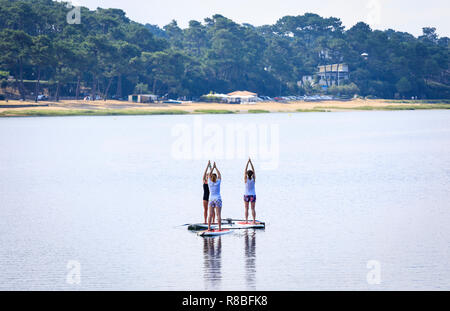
top-left (0, 0), bottom-right (448, 101)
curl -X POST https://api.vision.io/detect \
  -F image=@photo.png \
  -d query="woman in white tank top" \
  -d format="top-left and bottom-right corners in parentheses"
top-left (208, 162), bottom-right (223, 231)
top-left (244, 158), bottom-right (257, 224)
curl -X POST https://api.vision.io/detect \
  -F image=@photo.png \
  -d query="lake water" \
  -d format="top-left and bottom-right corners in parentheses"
top-left (0, 110), bottom-right (449, 291)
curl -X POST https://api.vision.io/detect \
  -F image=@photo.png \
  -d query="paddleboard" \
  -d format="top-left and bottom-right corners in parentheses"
top-left (197, 229), bottom-right (232, 237)
top-left (188, 220), bottom-right (265, 231)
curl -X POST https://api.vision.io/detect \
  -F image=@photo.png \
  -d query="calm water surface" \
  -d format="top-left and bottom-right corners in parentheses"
top-left (0, 111), bottom-right (449, 290)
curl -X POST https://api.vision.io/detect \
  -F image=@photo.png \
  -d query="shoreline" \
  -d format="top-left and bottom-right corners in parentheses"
top-left (0, 99), bottom-right (449, 117)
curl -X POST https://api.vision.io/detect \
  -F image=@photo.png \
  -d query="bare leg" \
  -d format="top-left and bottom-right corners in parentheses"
top-left (211, 208), bottom-right (216, 224)
top-left (244, 201), bottom-right (249, 223)
top-left (216, 206), bottom-right (222, 231)
top-left (203, 200), bottom-right (208, 224)
top-left (251, 201), bottom-right (256, 224)
top-left (207, 205), bottom-right (213, 231)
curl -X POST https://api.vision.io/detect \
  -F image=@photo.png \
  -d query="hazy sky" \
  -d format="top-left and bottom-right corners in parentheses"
top-left (70, 0), bottom-right (449, 37)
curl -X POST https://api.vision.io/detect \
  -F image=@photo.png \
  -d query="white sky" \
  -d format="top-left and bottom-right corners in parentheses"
top-left (70, 0), bottom-right (449, 37)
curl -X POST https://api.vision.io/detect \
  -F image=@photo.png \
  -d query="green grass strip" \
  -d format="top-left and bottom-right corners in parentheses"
top-left (194, 109), bottom-right (235, 114)
top-left (296, 109), bottom-right (330, 112)
top-left (0, 109), bottom-right (190, 117)
top-left (316, 104), bottom-right (450, 111)
top-left (248, 109), bottom-right (270, 113)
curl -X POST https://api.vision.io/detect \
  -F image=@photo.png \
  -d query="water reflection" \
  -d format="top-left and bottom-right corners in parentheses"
top-left (244, 230), bottom-right (256, 289)
top-left (203, 237), bottom-right (222, 290)
top-left (202, 230), bottom-right (258, 290)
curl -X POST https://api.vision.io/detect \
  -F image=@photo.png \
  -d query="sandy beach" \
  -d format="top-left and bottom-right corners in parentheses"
top-left (0, 99), bottom-right (449, 117)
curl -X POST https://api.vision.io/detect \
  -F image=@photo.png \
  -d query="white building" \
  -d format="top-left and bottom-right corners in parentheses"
top-left (227, 91), bottom-right (259, 103)
top-left (317, 64), bottom-right (349, 87)
top-left (128, 94), bottom-right (158, 103)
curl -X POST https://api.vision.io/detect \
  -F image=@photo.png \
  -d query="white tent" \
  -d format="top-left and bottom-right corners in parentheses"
top-left (227, 91), bottom-right (259, 103)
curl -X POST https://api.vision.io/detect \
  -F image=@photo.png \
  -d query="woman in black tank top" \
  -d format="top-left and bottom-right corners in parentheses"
top-left (203, 161), bottom-right (215, 224)
top-left (203, 183), bottom-right (210, 201)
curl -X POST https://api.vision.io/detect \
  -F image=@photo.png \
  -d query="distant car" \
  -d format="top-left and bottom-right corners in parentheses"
top-left (304, 95), bottom-right (320, 101)
top-left (37, 95), bottom-right (49, 101)
top-left (163, 99), bottom-right (182, 104)
top-left (111, 95), bottom-right (125, 100)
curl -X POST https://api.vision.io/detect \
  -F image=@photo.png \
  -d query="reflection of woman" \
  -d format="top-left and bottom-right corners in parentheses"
top-left (244, 230), bottom-right (256, 289)
top-left (204, 237), bottom-right (222, 261)
top-left (208, 162), bottom-right (223, 231)
top-left (203, 237), bottom-right (222, 289)
top-left (202, 161), bottom-right (215, 224)
top-left (244, 158), bottom-right (257, 224)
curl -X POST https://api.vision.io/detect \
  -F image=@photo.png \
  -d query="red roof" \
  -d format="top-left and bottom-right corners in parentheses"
top-left (227, 91), bottom-right (258, 96)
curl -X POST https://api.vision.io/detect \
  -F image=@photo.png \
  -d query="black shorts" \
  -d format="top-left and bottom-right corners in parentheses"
top-left (203, 184), bottom-right (210, 201)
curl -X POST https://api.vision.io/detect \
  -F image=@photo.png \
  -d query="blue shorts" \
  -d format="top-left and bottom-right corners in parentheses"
top-left (209, 199), bottom-right (222, 209)
top-left (244, 195), bottom-right (256, 203)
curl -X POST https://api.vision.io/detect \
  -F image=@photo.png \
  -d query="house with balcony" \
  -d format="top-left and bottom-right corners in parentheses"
top-left (317, 64), bottom-right (349, 88)
top-left (300, 63), bottom-right (349, 90)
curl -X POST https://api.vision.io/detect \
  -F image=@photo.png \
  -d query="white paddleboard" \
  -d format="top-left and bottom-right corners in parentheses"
top-left (197, 229), bottom-right (232, 237)
top-left (189, 221), bottom-right (265, 231)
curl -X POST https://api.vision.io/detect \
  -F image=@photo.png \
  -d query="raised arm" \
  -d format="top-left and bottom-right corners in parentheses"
top-left (249, 158), bottom-right (256, 180)
top-left (203, 161), bottom-right (211, 182)
top-left (209, 164), bottom-right (214, 180)
top-left (213, 162), bottom-right (222, 180)
top-left (244, 159), bottom-right (250, 182)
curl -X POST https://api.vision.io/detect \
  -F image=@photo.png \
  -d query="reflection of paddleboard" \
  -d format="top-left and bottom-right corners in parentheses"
top-left (236, 221), bottom-right (263, 226)
top-left (198, 229), bottom-right (232, 237)
top-left (189, 220), bottom-right (265, 231)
